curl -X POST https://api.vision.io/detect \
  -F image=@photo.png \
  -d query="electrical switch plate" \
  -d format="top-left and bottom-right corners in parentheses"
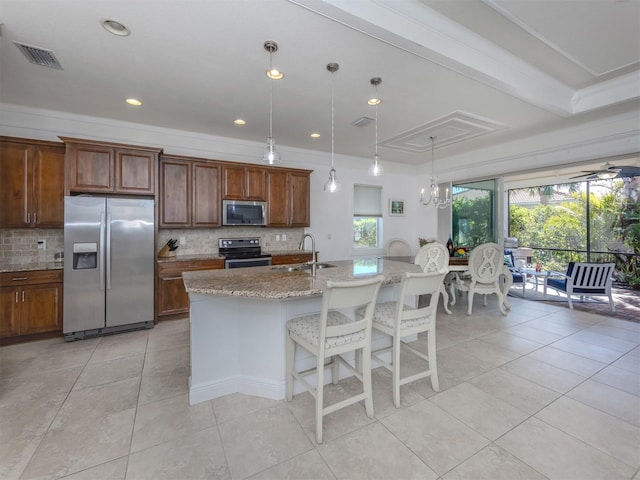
top-left (37, 239), bottom-right (46, 250)
top-left (276, 234), bottom-right (281, 241)
top-left (179, 236), bottom-right (186, 245)
top-left (282, 234), bottom-right (287, 241)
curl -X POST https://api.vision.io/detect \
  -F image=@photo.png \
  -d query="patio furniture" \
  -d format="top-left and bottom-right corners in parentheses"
top-left (543, 262), bottom-right (616, 312)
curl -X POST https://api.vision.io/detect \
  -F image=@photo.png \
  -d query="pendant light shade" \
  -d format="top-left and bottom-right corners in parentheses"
top-left (420, 136), bottom-right (451, 208)
top-left (324, 62), bottom-right (341, 192)
top-left (368, 77), bottom-right (383, 177)
top-left (262, 41), bottom-right (283, 165)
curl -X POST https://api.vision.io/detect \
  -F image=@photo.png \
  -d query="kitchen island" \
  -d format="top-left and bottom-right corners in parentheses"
top-left (183, 258), bottom-right (421, 405)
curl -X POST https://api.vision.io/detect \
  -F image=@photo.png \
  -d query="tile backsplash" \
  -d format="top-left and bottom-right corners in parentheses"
top-left (157, 227), bottom-right (305, 256)
top-left (0, 229), bottom-right (64, 268)
top-left (0, 227), bottom-right (306, 269)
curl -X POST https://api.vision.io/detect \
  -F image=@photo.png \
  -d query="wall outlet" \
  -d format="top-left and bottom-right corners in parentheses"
top-left (179, 236), bottom-right (186, 245)
top-left (282, 234), bottom-right (287, 241)
top-left (276, 234), bottom-right (281, 241)
top-left (37, 239), bottom-right (46, 250)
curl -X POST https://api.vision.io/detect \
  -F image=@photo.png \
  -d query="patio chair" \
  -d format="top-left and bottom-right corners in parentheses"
top-left (544, 262), bottom-right (616, 312)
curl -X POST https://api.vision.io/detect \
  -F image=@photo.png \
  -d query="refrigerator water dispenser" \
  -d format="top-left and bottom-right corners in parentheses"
top-left (73, 242), bottom-right (97, 269)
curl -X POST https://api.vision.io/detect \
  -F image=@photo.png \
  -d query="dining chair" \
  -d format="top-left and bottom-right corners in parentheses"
top-left (414, 241), bottom-right (452, 314)
top-left (385, 238), bottom-right (412, 257)
top-left (453, 242), bottom-right (508, 315)
top-left (356, 271), bottom-right (445, 408)
top-left (285, 275), bottom-right (384, 444)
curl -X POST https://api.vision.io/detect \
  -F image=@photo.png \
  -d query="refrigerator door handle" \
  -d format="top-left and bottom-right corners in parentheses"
top-left (99, 212), bottom-right (106, 290)
top-left (106, 212), bottom-right (112, 290)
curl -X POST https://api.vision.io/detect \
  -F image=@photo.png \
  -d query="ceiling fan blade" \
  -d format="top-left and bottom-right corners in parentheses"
top-left (569, 172), bottom-right (595, 179)
top-left (617, 166), bottom-right (640, 177)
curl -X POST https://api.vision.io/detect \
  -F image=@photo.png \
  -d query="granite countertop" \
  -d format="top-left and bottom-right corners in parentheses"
top-left (157, 254), bottom-right (226, 263)
top-left (182, 258), bottom-right (421, 299)
top-left (157, 251), bottom-right (315, 263)
top-left (0, 262), bottom-right (64, 273)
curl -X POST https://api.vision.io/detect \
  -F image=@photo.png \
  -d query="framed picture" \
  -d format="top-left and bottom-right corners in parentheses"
top-left (389, 198), bottom-right (405, 216)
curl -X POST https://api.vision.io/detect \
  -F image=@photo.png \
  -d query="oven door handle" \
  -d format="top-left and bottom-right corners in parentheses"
top-left (225, 257), bottom-right (272, 268)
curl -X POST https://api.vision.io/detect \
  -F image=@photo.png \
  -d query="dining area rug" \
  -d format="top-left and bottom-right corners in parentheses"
top-left (507, 285), bottom-right (640, 323)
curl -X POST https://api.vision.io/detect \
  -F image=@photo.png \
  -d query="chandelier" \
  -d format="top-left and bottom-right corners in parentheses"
top-left (420, 136), bottom-right (451, 208)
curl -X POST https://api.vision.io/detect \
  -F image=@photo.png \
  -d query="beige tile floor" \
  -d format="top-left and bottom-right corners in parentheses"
top-left (1, 295), bottom-right (639, 480)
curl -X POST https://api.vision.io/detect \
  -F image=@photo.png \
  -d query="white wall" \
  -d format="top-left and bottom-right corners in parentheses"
top-left (0, 104), bottom-right (437, 261)
top-left (2, 103), bottom-right (637, 261)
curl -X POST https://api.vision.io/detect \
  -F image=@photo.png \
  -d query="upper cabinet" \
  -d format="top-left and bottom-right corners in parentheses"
top-left (62, 137), bottom-right (161, 196)
top-left (159, 155), bottom-right (221, 228)
top-left (267, 168), bottom-right (311, 227)
top-left (0, 137), bottom-right (65, 228)
top-left (222, 165), bottom-right (267, 201)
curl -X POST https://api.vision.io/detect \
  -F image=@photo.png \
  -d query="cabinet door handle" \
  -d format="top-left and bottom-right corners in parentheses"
top-left (12, 277), bottom-right (28, 281)
top-left (22, 291), bottom-right (25, 302)
top-left (15, 292), bottom-right (19, 303)
top-left (33, 212), bottom-right (37, 224)
top-left (23, 151), bottom-right (29, 224)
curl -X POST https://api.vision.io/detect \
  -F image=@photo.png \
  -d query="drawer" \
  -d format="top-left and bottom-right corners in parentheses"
top-left (158, 259), bottom-right (224, 276)
top-left (0, 269), bottom-right (63, 287)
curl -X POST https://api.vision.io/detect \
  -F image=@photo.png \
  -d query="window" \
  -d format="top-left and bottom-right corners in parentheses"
top-left (353, 184), bottom-right (383, 249)
top-left (452, 179), bottom-right (496, 249)
top-left (508, 177), bottom-right (639, 279)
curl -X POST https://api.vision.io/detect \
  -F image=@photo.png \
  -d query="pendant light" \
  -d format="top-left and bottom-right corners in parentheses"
top-left (262, 41), bottom-right (283, 165)
top-left (368, 77), bottom-right (383, 176)
top-left (420, 136), bottom-right (451, 208)
top-left (324, 62), bottom-right (341, 192)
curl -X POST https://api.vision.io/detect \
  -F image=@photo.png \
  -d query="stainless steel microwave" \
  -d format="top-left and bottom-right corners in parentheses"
top-left (222, 200), bottom-right (268, 226)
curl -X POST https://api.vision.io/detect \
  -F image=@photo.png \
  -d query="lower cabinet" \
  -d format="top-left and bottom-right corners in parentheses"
top-left (157, 259), bottom-right (224, 320)
top-left (0, 270), bottom-right (63, 340)
top-left (271, 253), bottom-right (314, 265)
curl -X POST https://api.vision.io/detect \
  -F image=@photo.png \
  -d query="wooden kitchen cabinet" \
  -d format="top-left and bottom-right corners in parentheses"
top-left (271, 253), bottom-right (314, 265)
top-left (0, 270), bottom-right (63, 340)
top-left (222, 165), bottom-right (267, 201)
top-left (156, 258), bottom-right (224, 320)
top-left (62, 137), bottom-right (161, 195)
top-left (267, 168), bottom-right (311, 227)
top-left (159, 155), bottom-right (221, 228)
top-left (0, 137), bottom-right (65, 228)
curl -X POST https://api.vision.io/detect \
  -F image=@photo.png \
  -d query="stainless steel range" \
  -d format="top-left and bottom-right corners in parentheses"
top-left (218, 237), bottom-right (272, 269)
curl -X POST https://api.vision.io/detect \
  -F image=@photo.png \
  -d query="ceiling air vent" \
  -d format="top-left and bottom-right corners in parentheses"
top-left (14, 42), bottom-right (63, 69)
top-left (352, 116), bottom-right (374, 128)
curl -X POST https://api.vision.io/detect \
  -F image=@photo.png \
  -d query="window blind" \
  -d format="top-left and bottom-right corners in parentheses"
top-left (354, 185), bottom-right (382, 217)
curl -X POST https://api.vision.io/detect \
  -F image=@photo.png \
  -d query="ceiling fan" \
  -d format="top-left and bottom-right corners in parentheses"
top-left (569, 162), bottom-right (640, 180)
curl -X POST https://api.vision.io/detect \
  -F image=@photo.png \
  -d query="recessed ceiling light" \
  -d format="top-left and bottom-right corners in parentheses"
top-left (101, 19), bottom-right (130, 36)
top-left (234, 119), bottom-right (247, 125)
top-left (125, 98), bottom-right (142, 106)
top-left (310, 133), bottom-right (320, 138)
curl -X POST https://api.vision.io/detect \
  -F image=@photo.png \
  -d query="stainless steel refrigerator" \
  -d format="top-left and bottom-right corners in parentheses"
top-left (63, 196), bottom-right (155, 340)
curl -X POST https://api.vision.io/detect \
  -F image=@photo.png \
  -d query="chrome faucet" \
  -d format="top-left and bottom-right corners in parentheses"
top-left (299, 233), bottom-right (316, 276)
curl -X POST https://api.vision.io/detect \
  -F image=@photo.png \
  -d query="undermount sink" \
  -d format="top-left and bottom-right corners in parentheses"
top-left (271, 262), bottom-right (337, 272)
